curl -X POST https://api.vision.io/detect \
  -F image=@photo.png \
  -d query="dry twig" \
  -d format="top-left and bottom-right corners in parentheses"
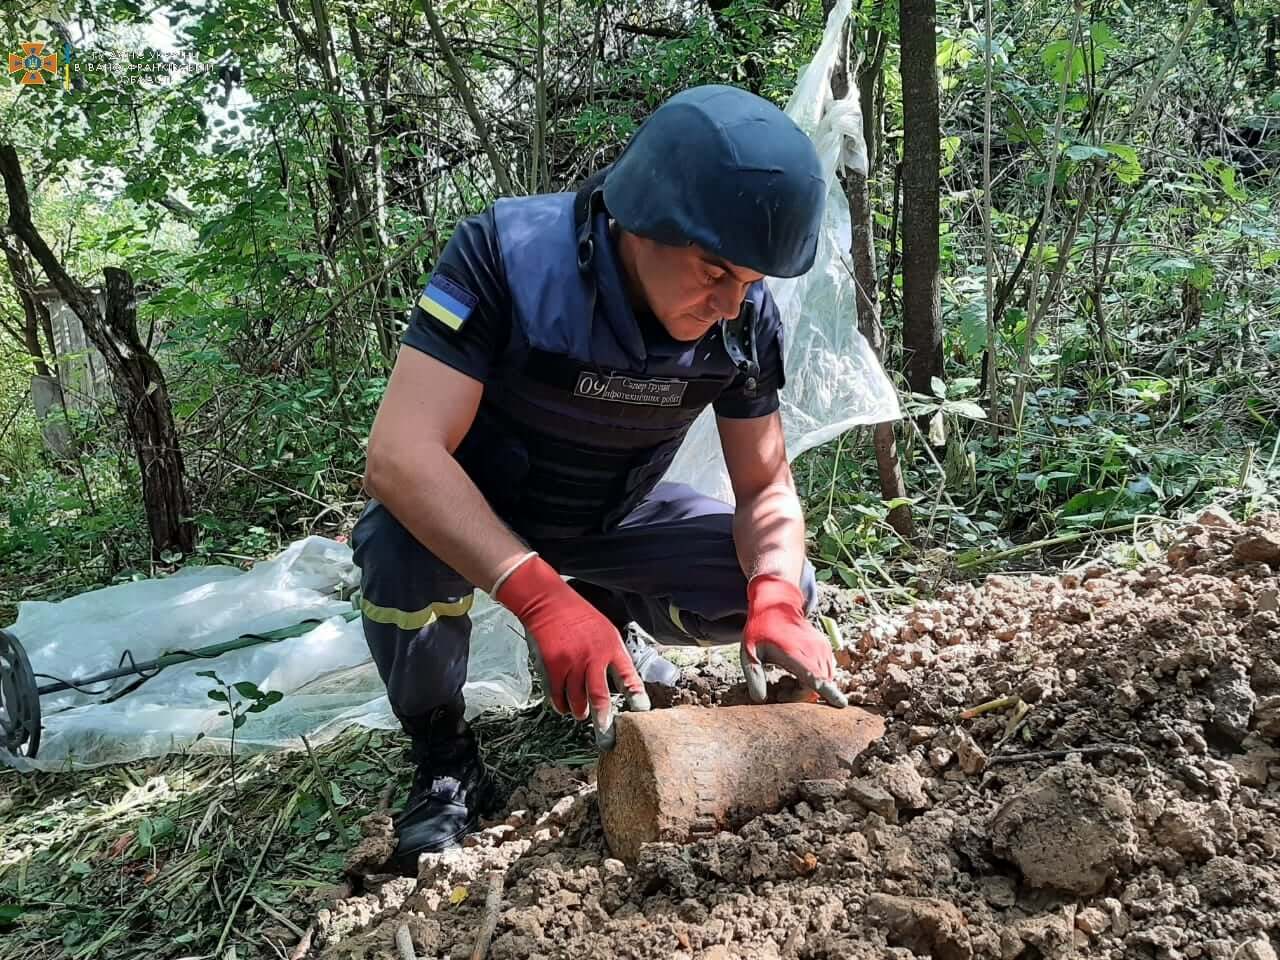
top-left (469, 870), bottom-right (507, 960)
top-left (395, 922), bottom-right (417, 960)
top-left (987, 743), bottom-right (1147, 766)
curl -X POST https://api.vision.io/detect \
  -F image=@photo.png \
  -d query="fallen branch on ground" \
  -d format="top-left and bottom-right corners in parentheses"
top-left (987, 743), bottom-right (1148, 766)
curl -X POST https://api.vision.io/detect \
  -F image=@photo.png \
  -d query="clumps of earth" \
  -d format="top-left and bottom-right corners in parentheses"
top-left (308, 507), bottom-right (1279, 959)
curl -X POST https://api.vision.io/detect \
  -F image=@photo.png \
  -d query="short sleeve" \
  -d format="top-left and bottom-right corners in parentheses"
top-left (401, 208), bottom-right (511, 383)
top-left (713, 288), bottom-right (786, 419)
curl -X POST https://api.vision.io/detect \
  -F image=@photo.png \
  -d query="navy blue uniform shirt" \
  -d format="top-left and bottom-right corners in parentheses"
top-left (402, 208), bottom-right (784, 420)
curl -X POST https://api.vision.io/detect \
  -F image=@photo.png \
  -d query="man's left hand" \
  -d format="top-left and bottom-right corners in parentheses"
top-left (740, 574), bottom-right (847, 708)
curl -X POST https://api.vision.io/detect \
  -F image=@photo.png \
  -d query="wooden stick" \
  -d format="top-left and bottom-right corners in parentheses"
top-left (960, 695), bottom-right (1021, 720)
top-left (216, 809), bottom-right (284, 956)
top-left (288, 925), bottom-right (315, 960)
top-left (395, 923), bottom-right (417, 960)
top-left (987, 743), bottom-right (1147, 767)
top-left (301, 734), bottom-right (344, 835)
top-left (468, 870), bottom-right (506, 960)
top-left (251, 895), bottom-right (306, 939)
top-left (956, 522), bottom-right (1137, 570)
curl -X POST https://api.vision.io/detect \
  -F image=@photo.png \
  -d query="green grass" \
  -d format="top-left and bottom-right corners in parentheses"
top-left (0, 699), bottom-right (596, 960)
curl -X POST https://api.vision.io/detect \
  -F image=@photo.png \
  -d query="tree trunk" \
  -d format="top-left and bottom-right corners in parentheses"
top-left (347, 11), bottom-right (403, 370)
top-left (0, 230), bottom-right (52, 377)
top-left (422, 0), bottom-right (515, 194)
top-left (848, 167), bottom-right (913, 539)
top-left (0, 143), bottom-right (194, 560)
top-left (1267, 15), bottom-right (1278, 81)
top-left (899, 0), bottom-right (943, 412)
top-left (827, 7), bottom-right (912, 539)
top-left (104, 267), bottom-right (195, 558)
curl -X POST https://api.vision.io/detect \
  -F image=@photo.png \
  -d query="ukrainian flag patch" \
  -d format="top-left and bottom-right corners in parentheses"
top-left (418, 275), bottom-right (477, 331)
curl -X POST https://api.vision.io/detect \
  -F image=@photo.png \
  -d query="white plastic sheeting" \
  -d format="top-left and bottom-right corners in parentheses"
top-left (2, 537), bottom-right (532, 771)
top-left (666, 0), bottom-right (898, 498)
top-left (2, 0), bottom-right (899, 772)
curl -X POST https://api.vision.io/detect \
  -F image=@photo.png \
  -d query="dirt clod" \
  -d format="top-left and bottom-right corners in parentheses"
top-left (866, 893), bottom-right (973, 960)
top-left (990, 763), bottom-right (1137, 895)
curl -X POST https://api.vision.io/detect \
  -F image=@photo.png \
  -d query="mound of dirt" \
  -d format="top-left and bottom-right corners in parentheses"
top-left (312, 508), bottom-right (1280, 959)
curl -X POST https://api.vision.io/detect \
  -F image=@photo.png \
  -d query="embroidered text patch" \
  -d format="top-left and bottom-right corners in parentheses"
top-left (574, 372), bottom-right (689, 407)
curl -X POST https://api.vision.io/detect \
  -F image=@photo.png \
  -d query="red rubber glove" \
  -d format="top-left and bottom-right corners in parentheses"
top-left (741, 574), bottom-right (847, 708)
top-left (495, 556), bottom-right (650, 748)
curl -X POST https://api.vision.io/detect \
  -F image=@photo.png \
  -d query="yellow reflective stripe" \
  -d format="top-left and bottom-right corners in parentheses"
top-left (360, 593), bottom-right (474, 631)
top-left (669, 602), bottom-right (690, 636)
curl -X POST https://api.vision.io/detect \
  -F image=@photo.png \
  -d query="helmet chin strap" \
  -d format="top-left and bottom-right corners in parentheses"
top-left (720, 300), bottom-right (760, 398)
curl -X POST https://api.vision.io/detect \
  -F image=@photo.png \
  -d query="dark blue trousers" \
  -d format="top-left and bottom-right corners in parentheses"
top-left (351, 482), bottom-right (818, 719)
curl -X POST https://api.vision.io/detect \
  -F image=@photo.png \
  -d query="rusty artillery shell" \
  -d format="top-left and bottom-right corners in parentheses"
top-left (597, 703), bottom-right (885, 862)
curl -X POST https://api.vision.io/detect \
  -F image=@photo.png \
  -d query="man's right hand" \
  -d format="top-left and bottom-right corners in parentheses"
top-left (494, 556), bottom-right (650, 749)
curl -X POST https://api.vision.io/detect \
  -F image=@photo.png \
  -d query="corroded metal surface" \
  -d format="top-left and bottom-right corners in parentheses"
top-left (597, 703), bottom-right (885, 862)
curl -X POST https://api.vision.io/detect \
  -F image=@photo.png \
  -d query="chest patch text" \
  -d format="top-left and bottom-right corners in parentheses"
top-left (574, 371), bottom-right (689, 407)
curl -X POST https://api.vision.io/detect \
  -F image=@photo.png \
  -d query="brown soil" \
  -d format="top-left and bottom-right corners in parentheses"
top-left (312, 507), bottom-right (1280, 959)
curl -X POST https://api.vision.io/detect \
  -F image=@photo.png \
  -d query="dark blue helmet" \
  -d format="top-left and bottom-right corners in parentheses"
top-left (603, 84), bottom-right (825, 278)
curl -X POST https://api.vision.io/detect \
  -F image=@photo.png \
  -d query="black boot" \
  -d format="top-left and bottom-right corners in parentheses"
top-left (391, 696), bottom-right (492, 873)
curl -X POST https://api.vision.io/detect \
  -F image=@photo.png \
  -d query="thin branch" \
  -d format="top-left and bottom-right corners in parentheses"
top-left (615, 21), bottom-right (689, 39)
top-left (158, 195), bottom-right (198, 219)
top-left (981, 0), bottom-right (998, 414)
top-left (1131, 0), bottom-right (1209, 124)
top-left (274, 226), bottom-right (434, 362)
top-left (1011, 5), bottom-right (1081, 425)
top-left (421, 0), bottom-right (515, 195)
top-left (468, 870), bottom-right (506, 960)
top-left (215, 809), bottom-right (284, 956)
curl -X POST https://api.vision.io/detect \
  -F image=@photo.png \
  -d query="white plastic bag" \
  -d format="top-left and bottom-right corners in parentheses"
top-left (666, 0), bottom-right (900, 498)
top-left (2, 537), bottom-right (530, 771)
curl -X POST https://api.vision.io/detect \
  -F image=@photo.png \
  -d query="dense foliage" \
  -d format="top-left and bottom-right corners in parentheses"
top-left (0, 0), bottom-right (1277, 616)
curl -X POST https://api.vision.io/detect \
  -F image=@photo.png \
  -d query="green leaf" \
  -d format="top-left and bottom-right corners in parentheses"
top-left (207, 689), bottom-right (228, 702)
top-left (1059, 488), bottom-right (1119, 517)
top-left (1150, 256), bottom-right (1195, 279)
top-left (945, 399), bottom-right (988, 420)
top-left (1065, 144), bottom-right (1108, 161)
top-left (233, 681), bottom-right (263, 699)
top-left (195, 670), bottom-right (220, 681)
top-left (1213, 162), bottom-right (1244, 201)
top-left (956, 301), bottom-right (989, 357)
top-left (1042, 38), bottom-right (1085, 84)
top-left (1103, 142), bottom-right (1138, 165)
top-left (930, 376), bottom-right (947, 399)
top-left (1089, 21), bottom-right (1117, 48)
top-left (329, 782), bottom-right (347, 807)
top-left (1103, 142), bottom-right (1144, 184)
top-left (0, 904), bottom-right (22, 926)
top-left (244, 690), bottom-right (282, 713)
top-left (1189, 262), bottom-right (1213, 290)
top-left (136, 816), bottom-right (174, 850)
top-left (233, 713), bottom-right (248, 729)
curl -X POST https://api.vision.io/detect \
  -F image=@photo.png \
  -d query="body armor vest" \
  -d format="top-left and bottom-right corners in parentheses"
top-left (451, 185), bottom-right (768, 542)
